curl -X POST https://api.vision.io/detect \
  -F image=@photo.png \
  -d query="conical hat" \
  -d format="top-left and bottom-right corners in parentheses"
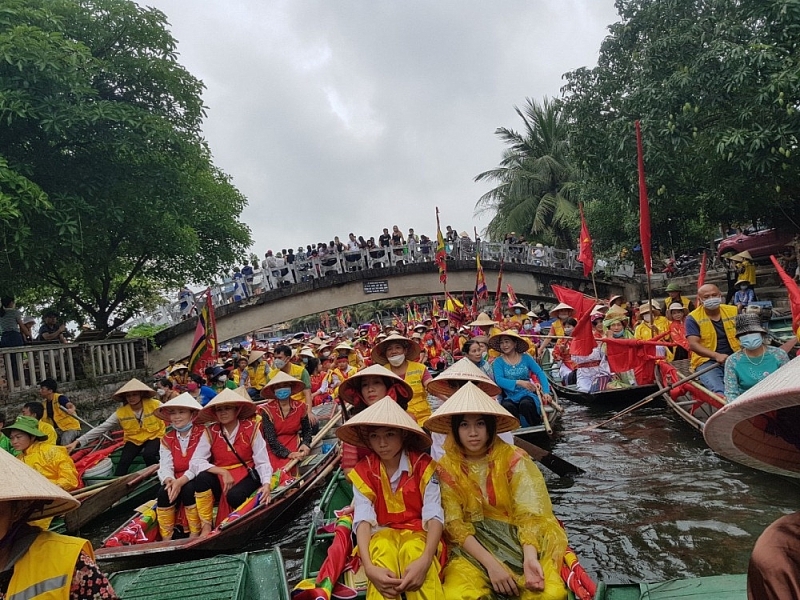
top-left (424, 382), bottom-right (519, 434)
top-left (608, 294), bottom-right (623, 304)
top-left (335, 396), bottom-right (431, 451)
top-left (169, 363), bottom-right (189, 373)
top-left (338, 364), bottom-right (412, 405)
top-left (487, 329), bottom-right (530, 354)
top-left (260, 370), bottom-right (306, 399)
top-left (299, 347), bottom-right (316, 360)
top-left (704, 358), bottom-right (800, 478)
top-left (732, 250), bottom-right (752, 261)
top-left (510, 302), bottom-right (527, 311)
top-left (196, 387), bottom-right (257, 423)
top-left (371, 334), bottom-right (421, 365)
top-left (549, 302), bottom-right (574, 316)
top-left (308, 336), bottom-right (323, 346)
top-left (427, 358), bottom-right (501, 398)
top-left (247, 350), bottom-right (265, 365)
top-left (605, 305), bottom-right (629, 319)
top-left (0, 449), bottom-right (80, 520)
top-left (334, 342), bottom-right (354, 355)
top-left (154, 392), bottom-right (203, 421)
top-left (112, 378), bottom-right (156, 401)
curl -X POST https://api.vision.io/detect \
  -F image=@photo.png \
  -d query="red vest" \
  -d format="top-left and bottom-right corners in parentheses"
top-left (349, 451), bottom-right (435, 531)
top-left (161, 426), bottom-right (204, 478)
top-left (206, 419), bottom-right (257, 471)
top-left (259, 401), bottom-right (304, 470)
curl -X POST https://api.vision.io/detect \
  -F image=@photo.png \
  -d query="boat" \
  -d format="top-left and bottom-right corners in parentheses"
top-left (546, 373), bottom-right (658, 406)
top-left (512, 396), bottom-right (562, 439)
top-left (95, 410), bottom-right (342, 563)
top-left (109, 547), bottom-right (291, 599)
top-left (584, 574), bottom-right (746, 599)
top-left (655, 359), bottom-right (725, 432)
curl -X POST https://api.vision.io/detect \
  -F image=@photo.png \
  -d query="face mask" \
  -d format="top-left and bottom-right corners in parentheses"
top-left (703, 297), bottom-right (722, 311)
top-left (523, 323), bottom-right (533, 331)
top-left (157, 388), bottom-right (166, 397)
top-left (514, 309), bottom-right (521, 315)
top-left (173, 422), bottom-right (193, 433)
top-left (387, 354), bottom-right (405, 367)
top-left (739, 332), bottom-right (763, 350)
top-left (217, 374), bottom-right (227, 383)
top-left (564, 327), bottom-right (573, 336)
top-left (273, 358), bottom-right (286, 369)
top-left (426, 340), bottom-right (433, 346)
top-left (321, 352), bottom-right (331, 359)
top-left (642, 314), bottom-right (653, 323)
top-left (302, 357), bottom-right (309, 364)
top-left (274, 388), bottom-right (292, 400)
top-left (612, 331), bottom-right (625, 338)
top-left (558, 313), bottom-right (568, 321)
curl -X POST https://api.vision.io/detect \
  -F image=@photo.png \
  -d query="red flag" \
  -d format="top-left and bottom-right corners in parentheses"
top-left (551, 284), bottom-right (597, 319)
top-left (577, 203), bottom-right (594, 277)
top-left (435, 207), bottom-right (447, 284)
top-left (770, 255), bottom-right (800, 332)
top-left (506, 283), bottom-right (519, 307)
top-left (697, 251), bottom-right (707, 289)
top-left (604, 336), bottom-right (668, 385)
top-left (493, 259), bottom-right (504, 322)
top-left (569, 309), bottom-right (596, 356)
top-left (635, 121), bottom-right (652, 275)
top-left (188, 288), bottom-right (218, 376)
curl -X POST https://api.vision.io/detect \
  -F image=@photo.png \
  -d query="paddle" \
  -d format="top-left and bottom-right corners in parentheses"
top-left (513, 435), bottom-right (584, 477)
top-left (73, 414), bottom-right (116, 443)
top-left (279, 408), bottom-right (343, 475)
top-left (570, 361), bottom-right (720, 434)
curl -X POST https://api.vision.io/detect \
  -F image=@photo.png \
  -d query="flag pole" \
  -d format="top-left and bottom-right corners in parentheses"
top-left (590, 266), bottom-right (599, 302)
top-left (636, 120), bottom-right (656, 333)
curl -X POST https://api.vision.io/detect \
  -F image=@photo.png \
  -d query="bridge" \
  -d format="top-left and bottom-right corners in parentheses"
top-left (151, 250), bottom-right (639, 370)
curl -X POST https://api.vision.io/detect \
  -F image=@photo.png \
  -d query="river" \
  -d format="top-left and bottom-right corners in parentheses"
top-left (96, 397), bottom-right (798, 587)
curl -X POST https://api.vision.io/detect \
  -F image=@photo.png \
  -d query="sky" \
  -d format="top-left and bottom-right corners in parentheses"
top-left (137, 1), bottom-right (620, 257)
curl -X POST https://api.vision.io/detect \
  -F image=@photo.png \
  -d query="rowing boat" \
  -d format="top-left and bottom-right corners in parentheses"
top-left (655, 359), bottom-right (725, 432)
top-left (546, 373), bottom-right (658, 406)
top-left (109, 548), bottom-right (291, 599)
top-left (584, 574), bottom-right (746, 599)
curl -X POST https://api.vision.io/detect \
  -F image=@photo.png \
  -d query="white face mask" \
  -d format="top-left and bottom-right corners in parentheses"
top-left (273, 358), bottom-right (286, 369)
top-left (157, 388), bottom-right (166, 397)
top-left (217, 374), bottom-right (227, 383)
top-left (642, 314), bottom-right (653, 323)
top-left (387, 354), bottom-right (405, 367)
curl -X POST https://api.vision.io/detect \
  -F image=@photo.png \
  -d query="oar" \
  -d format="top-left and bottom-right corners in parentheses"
top-left (513, 436), bottom-right (583, 477)
top-left (571, 362), bottom-right (720, 434)
top-left (73, 414), bottom-right (115, 443)
top-left (532, 381), bottom-right (553, 435)
top-left (280, 408), bottom-right (343, 475)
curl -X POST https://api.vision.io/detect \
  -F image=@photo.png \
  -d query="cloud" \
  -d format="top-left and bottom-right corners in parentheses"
top-left (139, 0), bottom-right (619, 256)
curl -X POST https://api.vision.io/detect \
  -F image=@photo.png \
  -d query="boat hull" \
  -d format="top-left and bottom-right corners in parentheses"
top-left (655, 360), bottom-right (725, 433)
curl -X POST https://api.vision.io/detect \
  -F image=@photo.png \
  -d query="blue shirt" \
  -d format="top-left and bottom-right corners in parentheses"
top-left (198, 386), bottom-right (217, 406)
top-left (492, 353), bottom-right (550, 403)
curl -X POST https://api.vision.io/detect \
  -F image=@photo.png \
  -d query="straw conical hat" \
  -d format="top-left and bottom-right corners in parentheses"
top-left (549, 302), bottom-right (574, 316)
top-left (196, 387), bottom-right (257, 423)
top-left (608, 294), bottom-right (623, 304)
top-left (487, 329), bottom-right (530, 354)
top-left (592, 304), bottom-right (609, 314)
top-left (247, 350), bottom-right (265, 365)
top-left (169, 363), bottom-right (189, 373)
top-left (335, 396), bottom-right (431, 451)
top-left (427, 358), bottom-right (501, 398)
top-left (113, 378), bottom-right (156, 400)
top-left (371, 334), bottom-right (421, 365)
top-left (260, 370), bottom-right (306, 399)
top-left (308, 336), bottom-right (323, 346)
top-left (424, 382), bottom-right (519, 434)
top-left (338, 364), bottom-right (412, 405)
top-left (334, 342), bottom-right (354, 354)
top-left (299, 347), bottom-right (316, 360)
top-left (0, 449), bottom-right (80, 519)
top-left (154, 392), bottom-right (203, 421)
top-left (510, 302), bottom-right (527, 311)
top-left (704, 357), bottom-right (800, 478)
top-left (732, 250), bottom-right (752, 261)
top-left (605, 305), bottom-right (628, 319)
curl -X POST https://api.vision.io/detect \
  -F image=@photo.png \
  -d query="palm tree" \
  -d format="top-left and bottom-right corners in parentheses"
top-left (475, 97), bottom-right (579, 248)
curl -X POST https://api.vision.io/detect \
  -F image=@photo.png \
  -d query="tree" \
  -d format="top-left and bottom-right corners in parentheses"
top-left (475, 97), bottom-right (580, 248)
top-left (0, 0), bottom-right (251, 331)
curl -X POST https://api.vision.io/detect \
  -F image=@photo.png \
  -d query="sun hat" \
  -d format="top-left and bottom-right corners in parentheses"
top-left (113, 378), bottom-right (156, 401)
top-left (2, 415), bottom-right (47, 441)
top-left (424, 382), bottom-right (519, 434)
top-left (334, 342), bottom-right (354, 356)
top-left (704, 357), bottom-right (800, 478)
top-left (668, 302), bottom-right (687, 313)
top-left (608, 294), bottom-right (624, 305)
top-left (665, 282), bottom-right (682, 293)
top-left (170, 364), bottom-right (189, 373)
top-left (299, 347), bottom-right (316, 360)
top-left (412, 323), bottom-right (429, 332)
top-left (196, 387), bottom-right (257, 423)
top-left (471, 335), bottom-right (490, 344)
top-left (487, 329), bottom-right (530, 354)
top-left (468, 313), bottom-right (497, 327)
top-left (638, 304), bottom-right (653, 315)
top-left (734, 314), bottom-right (766, 337)
top-left (0, 450), bottom-right (80, 520)
top-left (592, 304), bottom-right (609, 315)
top-left (154, 392), bottom-right (203, 421)
top-left (411, 332), bottom-right (423, 340)
top-left (371, 333), bottom-right (422, 365)
top-left (427, 357), bottom-right (501, 398)
top-left (308, 336), bottom-right (323, 346)
top-left (548, 302), bottom-right (574, 317)
top-left (335, 396), bottom-right (431, 451)
top-left (260, 370), bottom-right (306, 400)
top-left (337, 364), bottom-right (413, 406)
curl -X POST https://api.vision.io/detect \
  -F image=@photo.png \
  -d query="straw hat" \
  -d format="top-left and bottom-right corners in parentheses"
top-left (732, 250), bottom-right (753, 261)
top-left (154, 392), bottom-right (203, 421)
top-left (260, 370), bottom-right (305, 400)
top-left (371, 334), bottom-right (421, 365)
top-left (337, 364), bottom-right (413, 406)
top-left (247, 350), bottom-right (265, 365)
top-left (487, 329), bottom-right (530, 354)
top-left (412, 323), bottom-right (429, 332)
top-left (424, 382), bottom-right (519, 434)
top-left (427, 358), bottom-right (501, 398)
top-left (608, 294), bottom-right (624, 305)
top-left (334, 342), bottom-right (354, 355)
top-left (299, 347), bottom-right (316, 360)
top-left (308, 336), bottom-right (323, 346)
top-left (668, 302), bottom-right (687, 313)
top-left (734, 314), bottom-right (766, 337)
top-left (468, 313), bottom-right (497, 327)
top-left (196, 387), bottom-right (257, 423)
top-left (592, 304), bottom-right (609, 314)
top-left (169, 364), bottom-right (189, 374)
top-left (734, 278), bottom-right (750, 287)
top-left (335, 396), bottom-right (431, 451)
top-left (113, 378), bottom-right (156, 401)
top-left (2, 416), bottom-right (47, 441)
top-left (0, 450), bottom-right (80, 520)
top-left (510, 302), bottom-right (527, 311)
top-left (549, 302), bottom-right (574, 316)
top-left (704, 357), bottom-right (800, 479)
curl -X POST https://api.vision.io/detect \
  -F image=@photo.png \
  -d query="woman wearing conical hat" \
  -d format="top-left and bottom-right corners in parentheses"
top-left (259, 372), bottom-right (312, 473)
top-left (371, 334), bottom-right (432, 426)
top-left (66, 378), bottom-right (166, 476)
top-left (426, 384), bottom-right (568, 600)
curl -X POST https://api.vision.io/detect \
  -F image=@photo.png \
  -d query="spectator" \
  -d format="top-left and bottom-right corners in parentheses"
top-left (0, 296), bottom-right (30, 381)
top-left (348, 233), bottom-right (360, 251)
top-left (177, 287), bottom-right (195, 321)
top-left (286, 248), bottom-right (296, 265)
top-left (378, 228), bottom-right (391, 247)
top-left (231, 267), bottom-right (247, 302)
top-left (241, 262), bottom-right (255, 291)
top-left (357, 235), bottom-right (368, 250)
top-left (366, 237), bottom-right (376, 250)
top-left (445, 225), bottom-right (457, 243)
top-left (334, 236), bottom-right (345, 253)
top-left (296, 246), bottom-right (306, 261)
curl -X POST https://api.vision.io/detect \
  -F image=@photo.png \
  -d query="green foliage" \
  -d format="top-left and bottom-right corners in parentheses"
top-left (0, 0), bottom-right (251, 331)
top-left (125, 321), bottom-right (168, 347)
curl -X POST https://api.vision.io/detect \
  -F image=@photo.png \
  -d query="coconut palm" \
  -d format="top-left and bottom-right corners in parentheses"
top-left (475, 97), bottom-right (579, 248)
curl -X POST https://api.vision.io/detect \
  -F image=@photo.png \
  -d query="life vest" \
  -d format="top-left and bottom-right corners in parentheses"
top-left (664, 295), bottom-right (692, 311)
top-left (246, 363), bottom-right (268, 391)
top-left (21, 442), bottom-right (79, 492)
top-left (42, 393), bottom-right (80, 432)
top-left (6, 530), bottom-right (92, 600)
top-left (161, 426), bottom-right (204, 478)
top-left (326, 366), bottom-right (355, 399)
top-left (269, 363), bottom-right (307, 403)
top-left (116, 399), bottom-right (166, 445)
top-left (688, 304), bottom-right (741, 371)
top-left (348, 451), bottom-right (436, 531)
top-left (394, 361), bottom-right (429, 425)
top-left (550, 319), bottom-right (566, 337)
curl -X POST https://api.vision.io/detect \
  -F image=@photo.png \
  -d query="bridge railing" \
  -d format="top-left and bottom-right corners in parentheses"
top-left (0, 338), bottom-right (147, 397)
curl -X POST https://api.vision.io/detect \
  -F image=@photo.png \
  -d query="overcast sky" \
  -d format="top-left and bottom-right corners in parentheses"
top-left (138, 1), bottom-right (619, 257)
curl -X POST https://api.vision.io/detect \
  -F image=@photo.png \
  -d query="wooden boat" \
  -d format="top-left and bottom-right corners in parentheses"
top-left (546, 373), bottom-right (658, 406)
top-left (512, 399), bottom-right (561, 439)
top-left (581, 574), bottom-right (746, 599)
top-left (109, 547), bottom-right (290, 599)
top-left (655, 359), bottom-right (725, 432)
top-left (95, 412), bottom-right (342, 563)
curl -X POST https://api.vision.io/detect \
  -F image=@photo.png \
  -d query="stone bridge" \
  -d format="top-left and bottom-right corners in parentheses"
top-left (151, 259), bottom-right (638, 370)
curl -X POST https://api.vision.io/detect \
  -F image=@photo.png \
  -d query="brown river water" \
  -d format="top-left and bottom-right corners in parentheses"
top-left (93, 397), bottom-right (799, 587)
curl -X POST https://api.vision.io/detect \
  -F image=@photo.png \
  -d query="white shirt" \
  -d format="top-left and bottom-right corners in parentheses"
top-left (188, 421), bottom-right (273, 484)
top-left (352, 451), bottom-right (444, 532)
top-left (157, 426), bottom-right (198, 483)
top-left (348, 240), bottom-right (361, 251)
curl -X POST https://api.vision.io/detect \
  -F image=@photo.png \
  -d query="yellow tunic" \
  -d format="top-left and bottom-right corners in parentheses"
top-left (21, 441), bottom-right (79, 491)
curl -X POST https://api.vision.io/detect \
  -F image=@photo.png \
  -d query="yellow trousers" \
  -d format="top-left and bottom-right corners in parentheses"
top-left (442, 555), bottom-right (567, 600)
top-left (367, 528), bottom-right (443, 600)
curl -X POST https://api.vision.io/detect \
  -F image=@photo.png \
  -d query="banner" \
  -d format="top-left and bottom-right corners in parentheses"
top-left (475, 251), bottom-right (488, 299)
top-left (577, 203), bottom-right (594, 277)
top-left (188, 288), bottom-right (218, 376)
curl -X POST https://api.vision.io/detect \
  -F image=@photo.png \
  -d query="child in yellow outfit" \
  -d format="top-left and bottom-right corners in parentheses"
top-left (336, 396), bottom-right (444, 600)
top-left (426, 382), bottom-right (568, 600)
